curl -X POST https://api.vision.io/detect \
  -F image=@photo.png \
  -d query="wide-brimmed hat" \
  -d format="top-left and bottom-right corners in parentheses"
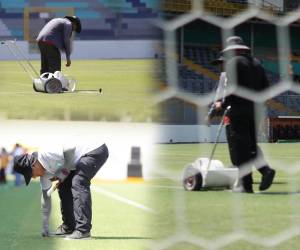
top-left (222, 36), bottom-right (250, 53)
top-left (64, 16), bottom-right (82, 33)
top-left (13, 153), bottom-right (37, 185)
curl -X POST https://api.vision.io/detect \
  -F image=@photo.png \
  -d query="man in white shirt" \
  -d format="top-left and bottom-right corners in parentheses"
top-left (13, 143), bottom-right (109, 239)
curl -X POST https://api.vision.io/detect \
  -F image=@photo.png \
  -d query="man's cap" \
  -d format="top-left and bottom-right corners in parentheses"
top-left (222, 36), bottom-right (250, 53)
top-left (13, 153), bottom-right (37, 185)
top-left (64, 16), bottom-right (81, 33)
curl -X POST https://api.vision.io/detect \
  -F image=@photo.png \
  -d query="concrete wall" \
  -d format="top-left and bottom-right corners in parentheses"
top-left (157, 125), bottom-right (227, 143)
top-left (0, 121), bottom-right (228, 181)
top-left (0, 120), bottom-right (156, 180)
top-left (0, 40), bottom-right (161, 60)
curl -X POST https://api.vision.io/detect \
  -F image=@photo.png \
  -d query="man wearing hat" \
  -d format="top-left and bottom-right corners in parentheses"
top-left (214, 36), bottom-right (276, 193)
top-left (36, 16), bottom-right (81, 74)
top-left (13, 143), bottom-right (109, 239)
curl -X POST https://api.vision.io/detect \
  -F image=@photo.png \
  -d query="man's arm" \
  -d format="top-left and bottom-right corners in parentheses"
top-left (212, 72), bottom-right (228, 112)
top-left (63, 22), bottom-right (73, 67)
top-left (41, 188), bottom-right (52, 237)
top-left (40, 176), bottom-right (52, 237)
top-left (43, 146), bottom-right (76, 197)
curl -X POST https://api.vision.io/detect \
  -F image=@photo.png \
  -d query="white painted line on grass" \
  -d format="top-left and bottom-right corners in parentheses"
top-left (91, 185), bottom-right (157, 215)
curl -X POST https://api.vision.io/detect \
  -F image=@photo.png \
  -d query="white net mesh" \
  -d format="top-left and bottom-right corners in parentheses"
top-left (151, 0), bottom-right (300, 249)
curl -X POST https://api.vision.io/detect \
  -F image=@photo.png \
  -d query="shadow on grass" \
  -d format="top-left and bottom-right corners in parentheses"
top-left (91, 236), bottom-right (152, 240)
top-left (253, 181), bottom-right (288, 185)
top-left (257, 191), bottom-right (300, 195)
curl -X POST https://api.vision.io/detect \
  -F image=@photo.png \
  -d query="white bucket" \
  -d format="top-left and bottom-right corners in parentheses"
top-left (54, 71), bottom-right (69, 89)
top-left (67, 76), bottom-right (77, 92)
top-left (33, 78), bottom-right (44, 92)
top-left (54, 71), bottom-right (76, 92)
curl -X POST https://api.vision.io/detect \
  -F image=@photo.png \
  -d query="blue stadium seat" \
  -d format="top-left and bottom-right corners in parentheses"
top-left (45, 2), bottom-right (89, 8)
top-left (0, 0), bottom-right (159, 40)
top-left (0, 0), bottom-right (28, 9)
top-left (178, 64), bottom-right (217, 94)
top-left (75, 10), bottom-right (101, 19)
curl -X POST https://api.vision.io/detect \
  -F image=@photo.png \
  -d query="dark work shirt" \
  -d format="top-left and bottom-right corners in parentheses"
top-left (223, 54), bottom-right (270, 117)
top-left (36, 18), bottom-right (73, 60)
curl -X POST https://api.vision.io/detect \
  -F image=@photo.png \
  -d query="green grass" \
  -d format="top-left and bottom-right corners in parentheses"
top-left (0, 180), bottom-right (154, 250)
top-left (0, 59), bottom-right (158, 121)
top-left (150, 143), bottom-right (300, 249)
top-left (2, 143), bottom-right (300, 250)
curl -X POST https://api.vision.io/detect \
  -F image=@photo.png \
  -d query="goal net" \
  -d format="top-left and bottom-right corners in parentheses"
top-left (151, 0), bottom-right (300, 249)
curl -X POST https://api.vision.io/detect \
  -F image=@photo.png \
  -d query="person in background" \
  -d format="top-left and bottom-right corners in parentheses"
top-left (36, 16), bottom-right (81, 74)
top-left (0, 148), bottom-right (9, 184)
top-left (11, 143), bottom-right (25, 186)
top-left (214, 36), bottom-right (276, 193)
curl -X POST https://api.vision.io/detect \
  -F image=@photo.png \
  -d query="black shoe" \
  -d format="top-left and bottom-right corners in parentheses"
top-left (259, 169), bottom-right (276, 191)
top-left (53, 225), bottom-right (73, 236)
top-left (65, 230), bottom-right (91, 240)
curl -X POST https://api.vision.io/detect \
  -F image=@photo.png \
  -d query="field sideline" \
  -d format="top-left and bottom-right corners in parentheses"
top-left (0, 59), bottom-right (158, 121)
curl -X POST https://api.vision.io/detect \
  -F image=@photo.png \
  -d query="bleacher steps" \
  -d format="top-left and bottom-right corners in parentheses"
top-left (183, 57), bottom-right (219, 81)
top-left (268, 99), bottom-right (300, 116)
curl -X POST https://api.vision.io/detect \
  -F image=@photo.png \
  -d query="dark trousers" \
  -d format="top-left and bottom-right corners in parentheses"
top-left (58, 144), bottom-right (109, 233)
top-left (226, 116), bottom-right (270, 190)
top-left (38, 41), bottom-right (61, 74)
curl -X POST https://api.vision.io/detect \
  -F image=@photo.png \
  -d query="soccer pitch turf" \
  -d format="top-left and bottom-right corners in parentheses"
top-left (1, 143), bottom-right (300, 250)
top-left (0, 180), bottom-right (155, 250)
top-left (0, 59), bottom-right (157, 121)
top-left (151, 143), bottom-right (300, 250)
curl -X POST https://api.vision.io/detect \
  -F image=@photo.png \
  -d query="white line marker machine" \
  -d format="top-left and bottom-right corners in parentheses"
top-left (1, 40), bottom-right (76, 93)
top-left (182, 106), bottom-right (239, 191)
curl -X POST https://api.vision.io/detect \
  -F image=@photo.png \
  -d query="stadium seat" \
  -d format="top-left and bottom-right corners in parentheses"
top-left (0, 0), bottom-right (159, 40)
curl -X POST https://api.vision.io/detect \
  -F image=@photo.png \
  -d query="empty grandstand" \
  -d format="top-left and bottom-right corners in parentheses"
top-left (161, 0), bottom-right (286, 18)
top-left (159, 1), bottom-right (300, 134)
top-left (0, 0), bottom-right (160, 41)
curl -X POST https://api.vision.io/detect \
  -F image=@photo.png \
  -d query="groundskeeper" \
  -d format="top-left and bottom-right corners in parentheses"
top-left (13, 143), bottom-right (109, 239)
top-left (215, 36), bottom-right (276, 193)
top-left (36, 16), bottom-right (81, 74)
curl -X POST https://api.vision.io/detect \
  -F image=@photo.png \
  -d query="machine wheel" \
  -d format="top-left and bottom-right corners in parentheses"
top-left (182, 164), bottom-right (203, 191)
top-left (44, 78), bottom-right (63, 93)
